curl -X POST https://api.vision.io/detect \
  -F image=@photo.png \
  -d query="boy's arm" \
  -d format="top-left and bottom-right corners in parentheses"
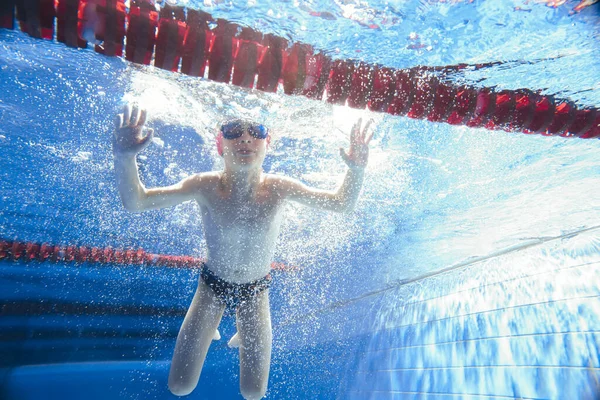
top-left (113, 105), bottom-right (202, 212)
top-left (277, 168), bottom-right (365, 213)
top-left (114, 156), bottom-right (203, 212)
top-left (277, 119), bottom-right (373, 213)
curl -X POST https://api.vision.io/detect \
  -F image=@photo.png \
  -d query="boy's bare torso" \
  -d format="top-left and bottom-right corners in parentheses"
top-left (195, 172), bottom-right (285, 283)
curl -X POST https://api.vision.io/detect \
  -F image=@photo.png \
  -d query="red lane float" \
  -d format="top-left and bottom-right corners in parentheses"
top-left (347, 62), bottom-right (373, 109)
top-left (567, 108), bottom-right (597, 138)
top-left (208, 19), bottom-right (237, 83)
top-left (82, 0), bottom-right (127, 56)
top-left (524, 94), bottom-right (554, 134)
top-left (16, 0), bottom-right (54, 39)
top-left (302, 52), bottom-right (330, 100)
top-left (56, 0), bottom-right (86, 47)
top-left (467, 87), bottom-right (495, 129)
top-left (368, 66), bottom-right (395, 112)
top-left (154, 4), bottom-right (185, 72)
top-left (446, 86), bottom-right (477, 125)
top-left (180, 9), bottom-right (212, 77)
top-left (546, 100), bottom-right (574, 136)
top-left (0, 239), bottom-right (299, 271)
top-left (510, 90), bottom-right (536, 131)
top-left (282, 43), bottom-right (310, 95)
top-left (408, 70), bottom-right (437, 120)
top-left (581, 113), bottom-right (600, 139)
top-left (232, 27), bottom-right (261, 88)
top-left (388, 69), bottom-right (413, 116)
top-left (1, 0), bottom-right (16, 30)
top-left (125, 0), bottom-right (158, 64)
top-left (257, 34), bottom-right (287, 92)
top-left (327, 59), bottom-right (354, 105)
top-left (488, 90), bottom-right (515, 130)
top-left (1, 2), bottom-right (599, 139)
top-left (427, 80), bottom-right (455, 123)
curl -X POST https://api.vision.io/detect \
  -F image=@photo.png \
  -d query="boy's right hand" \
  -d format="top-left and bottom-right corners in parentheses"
top-left (113, 104), bottom-right (154, 156)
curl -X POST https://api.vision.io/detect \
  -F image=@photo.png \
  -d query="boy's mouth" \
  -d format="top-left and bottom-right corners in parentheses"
top-left (236, 149), bottom-right (254, 156)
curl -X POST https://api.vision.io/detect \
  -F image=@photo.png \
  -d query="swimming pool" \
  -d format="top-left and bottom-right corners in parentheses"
top-left (1, 0), bottom-right (599, 399)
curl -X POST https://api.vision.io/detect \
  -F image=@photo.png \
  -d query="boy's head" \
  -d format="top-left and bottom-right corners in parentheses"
top-left (216, 119), bottom-right (271, 167)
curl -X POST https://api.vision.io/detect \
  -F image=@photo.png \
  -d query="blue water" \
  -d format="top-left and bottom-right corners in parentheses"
top-left (1, 1), bottom-right (600, 399)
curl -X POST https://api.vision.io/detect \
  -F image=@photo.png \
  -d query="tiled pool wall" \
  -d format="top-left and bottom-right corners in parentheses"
top-left (277, 228), bottom-right (600, 399)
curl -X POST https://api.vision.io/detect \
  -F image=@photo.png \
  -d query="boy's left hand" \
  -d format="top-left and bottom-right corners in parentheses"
top-left (340, 118), bottom-right (374, 170)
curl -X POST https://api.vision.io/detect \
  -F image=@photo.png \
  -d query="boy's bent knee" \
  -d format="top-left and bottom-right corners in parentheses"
top-left (168, 380), bottom-right (196, 397)
top-left (241, 385), bottom-right (267, 400)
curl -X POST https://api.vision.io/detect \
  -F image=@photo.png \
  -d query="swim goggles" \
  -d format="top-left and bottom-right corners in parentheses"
top-left (220, 120), bottom-right (269, 140)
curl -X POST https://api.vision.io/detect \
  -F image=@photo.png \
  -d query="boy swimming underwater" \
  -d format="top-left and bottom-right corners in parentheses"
top-left (112, 105), bottom-right (373, 399)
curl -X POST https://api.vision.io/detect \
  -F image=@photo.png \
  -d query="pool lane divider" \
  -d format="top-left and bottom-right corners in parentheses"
top-left (0, 239), bottom-right (298, 272)
top-left (1, 0), bottom-right (599, 139)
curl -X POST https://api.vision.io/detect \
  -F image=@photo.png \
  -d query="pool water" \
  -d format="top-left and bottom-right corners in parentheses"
top-left (1, 1), bottom-right (600, 399)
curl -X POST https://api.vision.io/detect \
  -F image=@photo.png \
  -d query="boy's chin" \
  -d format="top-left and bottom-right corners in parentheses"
top-left (230, 158), bottom-right (263, 169)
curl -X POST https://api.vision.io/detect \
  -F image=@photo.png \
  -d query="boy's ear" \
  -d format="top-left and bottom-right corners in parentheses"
top-left (216, 132), bottom-right (224, 156)
top-left (266, 135), bottom-right (271, 149)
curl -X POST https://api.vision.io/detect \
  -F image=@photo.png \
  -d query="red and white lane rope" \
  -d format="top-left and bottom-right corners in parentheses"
top-left (0, 239), bottom-right (298, 271)
top-left (0, 0), bottom-right (598, 138)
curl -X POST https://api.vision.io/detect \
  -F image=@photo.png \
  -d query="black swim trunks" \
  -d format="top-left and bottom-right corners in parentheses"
top-left (200, 264), bottom-right (272, 310)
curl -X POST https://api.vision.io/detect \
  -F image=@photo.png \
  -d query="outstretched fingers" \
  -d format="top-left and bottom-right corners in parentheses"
top-left (138, 109), bottom-right (147, 128)
top-left (352, 118), bottom-right (373, 145)
top-left (350, 118), bottom-right (362, 146)
top-left (114, 114), bottom-right (123, 130)
top-left (122, 104), bottom-right (130, 127)
top-left (120, 104), bottom-right (146, 127)
top-left (363, 119), bottom-right (374, 144)
top-left (117, 104), bottom-right (148, 129)
top-left (130, 105), bottom-right (140, 127)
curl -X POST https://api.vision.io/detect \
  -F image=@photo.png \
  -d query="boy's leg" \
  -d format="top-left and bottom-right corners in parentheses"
top-left (168, 280), bottom-right (225, 396)
top-left (236, 289), bottom-right (272, 400)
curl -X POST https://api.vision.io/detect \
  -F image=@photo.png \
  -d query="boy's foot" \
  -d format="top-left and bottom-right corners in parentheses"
top-left (213, 329), bottom-right (221, 340)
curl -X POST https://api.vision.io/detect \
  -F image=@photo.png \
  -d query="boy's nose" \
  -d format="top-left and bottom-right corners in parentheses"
top-left (239, 131), bottom-right (253, 142)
